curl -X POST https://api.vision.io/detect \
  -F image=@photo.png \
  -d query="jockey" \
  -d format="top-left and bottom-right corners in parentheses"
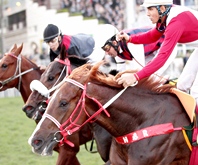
top-left (115, 0), bottom-right (198, 102)
top-left (102, 26), bottom-right (177, 75)
top-left (43, 24), bottom-right (96, 62)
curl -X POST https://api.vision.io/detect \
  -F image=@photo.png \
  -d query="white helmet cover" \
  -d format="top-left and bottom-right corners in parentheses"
top-left (141, 0), bottom-right (173, 7)
top-left (93, 24), bottom-right (119, 48)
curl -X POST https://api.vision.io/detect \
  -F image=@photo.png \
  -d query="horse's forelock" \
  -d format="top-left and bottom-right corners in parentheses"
top-left (89, 61), bottom-right (123, 88)
top-left (68, 63), bottom-right (92, 83)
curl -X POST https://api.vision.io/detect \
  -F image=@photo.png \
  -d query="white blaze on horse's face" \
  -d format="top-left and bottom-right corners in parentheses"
top-left (28, 88), bottom-right (60, 146)
top-left (28, 114), bottom-right (47, 146)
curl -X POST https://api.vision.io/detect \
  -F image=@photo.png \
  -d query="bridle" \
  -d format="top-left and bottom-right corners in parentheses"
top-left (52, 58), bottom-right (71, 89)
top-left (31, 57), bottom-right (72, 118)
top-left (43, 77), bottom-right (135, 147)
top-left (0, 53), bottom-right (36, 90)
top-left (42, 58), bottom-right (71, 98)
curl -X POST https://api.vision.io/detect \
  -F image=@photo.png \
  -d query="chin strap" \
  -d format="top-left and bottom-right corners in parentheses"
top-left (156, 5), bottom-right (171, 20)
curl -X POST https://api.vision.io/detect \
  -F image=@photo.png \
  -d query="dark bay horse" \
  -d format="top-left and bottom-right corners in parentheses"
top-left (23, 51), bottom-right (112, 164)
top-left (29, 62), bottom-right (192, 165)
top-left (0, 44), bottom-right (44, 102)
top-left (22, 55), bottom-right (88, 122)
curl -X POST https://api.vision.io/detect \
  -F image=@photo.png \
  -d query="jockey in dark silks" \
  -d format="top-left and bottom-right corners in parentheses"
top-left (102, 26), bottom-right (177, 75)
top-left (43, 24), bottom-right (95, 62)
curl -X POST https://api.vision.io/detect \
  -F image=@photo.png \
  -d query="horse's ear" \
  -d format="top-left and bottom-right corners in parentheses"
top-left (10, 44), bottom-right (17, 52)
top-left (20, 43), bottom-right (23, 49)
top-left (15, 43), bottom-right (23, 56)
top-left (60, 46), bottom-right (66, 60)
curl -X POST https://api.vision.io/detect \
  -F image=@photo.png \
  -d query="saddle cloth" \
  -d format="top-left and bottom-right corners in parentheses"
top-left (171, 88), bottom-right (196, 123)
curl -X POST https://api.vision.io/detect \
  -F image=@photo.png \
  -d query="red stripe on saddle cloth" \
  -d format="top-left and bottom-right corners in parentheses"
top-left (116, 123), bottom-right (182, 144)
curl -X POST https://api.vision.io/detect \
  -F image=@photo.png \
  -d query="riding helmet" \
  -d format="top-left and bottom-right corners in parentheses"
top-left (141, 0), bottom-right (173, 7)
top-left (43, 24), bottom-right (61, 42)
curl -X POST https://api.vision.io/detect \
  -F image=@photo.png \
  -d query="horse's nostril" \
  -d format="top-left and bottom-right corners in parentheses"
top-left (32, 139), bottom-right (44, 150)
top-left (34, 139), bottom-right (42, 146)
top-left (22, 105), bottom-right (33, 112)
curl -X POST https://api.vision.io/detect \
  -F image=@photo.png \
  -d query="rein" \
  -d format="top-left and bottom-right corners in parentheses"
top-left (52, 58), bottom-right (72, 88)
top-left (45, 58), bottom-right (71, 98)
top-left (0, 53), bottom-right (35, 90)
top-left (43, 78), bottom-right (130, 146)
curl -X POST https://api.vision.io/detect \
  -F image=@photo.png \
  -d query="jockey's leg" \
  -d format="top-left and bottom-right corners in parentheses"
top-left (177, 48), bottom-right (198, 105)
top-left (190, 71), bottom-right (198, 106)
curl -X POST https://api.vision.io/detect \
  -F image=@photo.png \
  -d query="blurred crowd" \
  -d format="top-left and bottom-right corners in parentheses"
top-left (61, 0), bottom-right (125, 30)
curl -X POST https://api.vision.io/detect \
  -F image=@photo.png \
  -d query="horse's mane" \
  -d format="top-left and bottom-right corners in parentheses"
top-left (89, 61), bottom-right (174, 94)
top-left (22, 55), bottom-right (45, 73)
top-left (67, 61), bottom-right (174, 94)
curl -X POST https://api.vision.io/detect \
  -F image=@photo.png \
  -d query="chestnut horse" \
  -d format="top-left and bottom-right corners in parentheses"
top-left (0, 44), bottom-right (44, 102)
top-left (23, 49), bottom-right (112, 164)
top-left (0, 45), bottom-right (91, 165)
top-left (29, 62), bottom-right (192, 165)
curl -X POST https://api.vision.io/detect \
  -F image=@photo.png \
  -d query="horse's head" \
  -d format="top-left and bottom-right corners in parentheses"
top-left (22, 55), bottom-right (89, 122)
top-left (28, 63), bottom-right (93, 155)
top-left (0, 44), bottom-right (23, 90)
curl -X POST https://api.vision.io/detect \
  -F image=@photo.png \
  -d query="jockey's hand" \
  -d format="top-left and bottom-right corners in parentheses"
top-left (116, 31), bottom-right (130, 42)
top-left (39, 65), bottom-right (46, 70)
top-left (116, 73), bottom-right (137, 88)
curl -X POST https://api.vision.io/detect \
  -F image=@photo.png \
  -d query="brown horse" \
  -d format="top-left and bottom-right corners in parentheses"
top-left (29, 62), bottom-right (192, 165)
top-left (0, 44), bottom-right (44, 102)
top-left (23, 49), bottom-right (112, 165)
top-left (0, 44), bottom-right (87, 165)
top-left (22, 55), bottom-right (88, 122)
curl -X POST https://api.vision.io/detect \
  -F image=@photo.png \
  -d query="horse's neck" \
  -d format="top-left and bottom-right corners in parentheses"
top-left (18, 60), bottom-right (42, 102)
top-left (87, 84), bottom-right (162, 137)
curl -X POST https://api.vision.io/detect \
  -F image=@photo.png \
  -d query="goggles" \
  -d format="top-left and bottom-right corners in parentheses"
top-left (102, 39), bottom-right (114, 52)
top-left (102, 43), bottom-right (112, 52)
top-left (46, 37), bottom-right (58, 44)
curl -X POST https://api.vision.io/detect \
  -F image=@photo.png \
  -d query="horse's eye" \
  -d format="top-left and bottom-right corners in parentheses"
top-left (2, 63), bottom-right (7, 68)
top-left (47, 76), bottom-right (54, 81)
top-left (60, 101), bottom-right (67, 107)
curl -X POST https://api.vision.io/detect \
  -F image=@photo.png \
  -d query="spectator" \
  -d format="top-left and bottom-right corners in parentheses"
top-left (61, 0), bottom-right (125, 30)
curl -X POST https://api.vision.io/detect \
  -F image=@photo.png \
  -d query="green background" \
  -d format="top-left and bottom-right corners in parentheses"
top-left (0, 96), bottom-right (104, 165)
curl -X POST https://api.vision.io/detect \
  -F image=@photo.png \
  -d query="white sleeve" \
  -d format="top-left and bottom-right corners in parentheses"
top-left (127, 43), bottom-right (145, 69)
top-left (177, 48), bottom-right (198, 105)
